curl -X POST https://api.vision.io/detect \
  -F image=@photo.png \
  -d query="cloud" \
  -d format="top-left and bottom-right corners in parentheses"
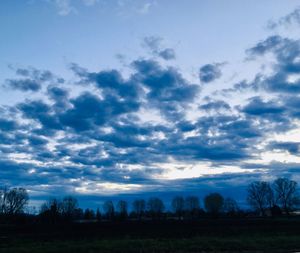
top-left (17, 100), bottom-right (62, 131)
top-left (243, 35), bottom-right (300, 94)
top-left (143, 36), bottom-right (176, 60)
top-left (241, 96), bottom-right (285, 116)
top-left (3, 30), bottom-right (300, 205)
top-left (5, 79), bottom-right (41, 92)
top-left (132, 59), bottom-right (199, 119)
top-left (267, 141), bottom-right (300, 155)
top-left (59, 92), bottom-right (140, 131)
top-left (47, 86), bottom-right (69, 101)
top-left (199, 63), bottom-right (224, 83)
top-left (137, 1), bottom-right (155, 14)
top-left (4, 67), bottom-right (64, 92)
top-left (49, 0), bottom-right (154, 16)
top-left (51, 0), bottom-right (75, 16)
top-left (49, 0), bottom-right (99, 16)
top-left (268, 7), bottom-right (300, 29)
top-left (199, 99), bottom-right (231, 112)
top-left (158, 48), bottom-right (176, 61)
top-left (82, 0), bottom-right (99, 6)
top-left (0, 118), bottom-right (18, 131)
top-left (246, 35), bottom-right (284, 57)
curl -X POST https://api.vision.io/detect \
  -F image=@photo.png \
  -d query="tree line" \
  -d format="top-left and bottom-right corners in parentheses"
top-left (0, 177), bottom-right (299, 223)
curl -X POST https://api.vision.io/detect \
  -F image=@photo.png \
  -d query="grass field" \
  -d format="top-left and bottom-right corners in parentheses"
top-left (1, 218), bottom-right (300, 252)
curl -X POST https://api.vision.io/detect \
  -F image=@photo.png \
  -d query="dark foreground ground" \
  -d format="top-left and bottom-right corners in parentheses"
top-left (1, 217), bottom-right (300, 252)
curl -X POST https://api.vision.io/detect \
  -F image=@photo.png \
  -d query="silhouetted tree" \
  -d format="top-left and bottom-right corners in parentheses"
top-left (247, 181), bottom-right (273, 216)
top-left (273, 177), bottom-right (300, 215)
top-left (0, 187), bottom-right (8, 214)
top-left (270, 204), bottom-right (282, 217)
top-left (147, 197), bottom-right (164, 219)
top-left (172, 196), bottom-right (184, 219)
top-left (84, 208), bottom-right (95, 220)
top-left (204, 193), bottom-right (224, 217)
top-left (0, 188), bottom-right (29, 215)
top-left (223, 197), bottom-right (239, 216)
top-left (73, 207), bottom-right (84, 220)
top-left (61, 196), bottom-right (78, 220)
top-left (117, 200), bottom-right (128, 220)
top-left (103, 200), bottom-right (115, 220)
top-left (39, 198), bottom-right (62, 223)
top-left (132, 199), bottom-right (145, 219)
top-left (96, 208), bottom-right (102, 221)
top-left (184, 196), bottom-right (200, 218)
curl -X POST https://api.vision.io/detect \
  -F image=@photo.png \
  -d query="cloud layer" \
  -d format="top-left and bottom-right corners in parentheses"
top-left (1, 5), bottom-right (300, 208)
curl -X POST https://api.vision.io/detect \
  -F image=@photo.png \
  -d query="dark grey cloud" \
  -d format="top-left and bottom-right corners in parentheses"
top-left (245, 36), bottom-right (300, 94)
top-left (267, 141), bottom-right (300, 155)
top-left (4, 67), bottom-right (64, 92)
top-left (199, 99), bottom-right (231, 112)
top-left (242, 96), bottom-right (285, 116)
top-left (18, 100), bottom-right (62, 131)
top-left (199, 63), bottom-right (223, 83)
top-left (132, 59), bottom-right (199, 119)
top-left (59, 92), bottom-right (140, 131)
top-left (0, 118), bottom-right (18, 131)
top-left (70, 59), bottom-right (199, 121)
top-left (5, 79), bottom-right (41, 92)
top-left (47, 86), bottom-right (69, 101)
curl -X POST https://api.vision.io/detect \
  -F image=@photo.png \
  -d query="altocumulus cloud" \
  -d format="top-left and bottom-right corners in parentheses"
top-left (199, 63), bottom-right (224, 83)
top-left (2, 8), bottom-right (300, 206)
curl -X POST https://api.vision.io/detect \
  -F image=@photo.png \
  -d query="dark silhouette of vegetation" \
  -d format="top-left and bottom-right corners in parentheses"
top-left (184, 196), bottom-right (201, 219)
top-left (247, 178), bottom-right (300, 216)
top-left (132, 199), bottom-right (145, 219)
top-left (172, 196), bottom-right (184, 219)
top-left (204, 193), bottom-right (224, 217)
top-left (273, 177), bottom-right (300, 215)
top-left (116, 200), bottom-right (128, 220)
top-left (247, 181), bottom-right (273, 216)
top-left (84, 208), bottom-right (95, 220)
top-left (0, 187), bottom-right (29, 215)
top-left (1, 178), bottom-right (300, 253)
top-left (0, 177), bottom-right (299, 225)
top-left (103, 200), bottom-right (115, 220)
top-left (223, 197), bottom-right (240, 216)
top-left (96, 208), bottom-right (102, 221)
top-left (147, 197), bottom-right (165, 219)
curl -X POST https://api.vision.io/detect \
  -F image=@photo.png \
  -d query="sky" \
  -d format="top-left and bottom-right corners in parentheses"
top-left (1, 0), bottom-right (300, 210)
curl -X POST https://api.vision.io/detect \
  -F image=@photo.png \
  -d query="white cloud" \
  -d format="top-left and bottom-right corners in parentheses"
top-left (50, 0), bottom-right (99, 16)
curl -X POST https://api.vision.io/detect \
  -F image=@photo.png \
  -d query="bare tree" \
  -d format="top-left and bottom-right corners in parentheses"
top-left (39, 198), bottom-right (63, 223)
top-left (147, 197), bottom-right (165, 218)
top-left (84, 208), bottom-right (95, 220)
top-left (247, 181), bottom-right (273, 216)
top-left (103, 200), bottom-right (115, 220)
top-left (117, 200), bottom-right (128, 219)
top-left (0, 188), bottom-right (8, 214)
top-left (172, 196), bottom-right (184, 218)
top-left (273, 177), bottom-right (300, 214)
top-left (132, 199), bottom-right (145, 219)
top-left (184, 196), bottom-right (200, 218)
top-left (223, 197), bottom-right (239, 216)
top-left (61, 196), bottom-right (78, 219)
top-left (1, 188), bottom-right (29, 215)
top-left (96, 208), bottom-right (102, 221)
top-left (204, 193), bottom-right (224, 216)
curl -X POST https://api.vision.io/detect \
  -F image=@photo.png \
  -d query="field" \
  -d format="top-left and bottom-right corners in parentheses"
top-left (1, 218), bottom-right (300, 252)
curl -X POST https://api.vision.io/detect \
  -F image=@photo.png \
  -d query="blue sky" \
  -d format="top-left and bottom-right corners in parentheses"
top-left (1, 0), bottom-right (300, 209)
